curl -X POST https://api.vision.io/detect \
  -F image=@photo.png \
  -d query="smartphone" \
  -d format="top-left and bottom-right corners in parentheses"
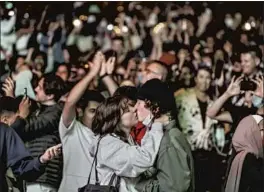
top-left (240, 80), bottom-right (257, 91)
top-left (24, 88), bottom-right (28, 97)
top-left (214, 60), bottom-right (224, 79)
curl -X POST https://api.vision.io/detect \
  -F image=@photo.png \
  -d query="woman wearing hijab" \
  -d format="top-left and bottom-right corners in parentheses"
top-left (225, 115), bottom-right (264, 192)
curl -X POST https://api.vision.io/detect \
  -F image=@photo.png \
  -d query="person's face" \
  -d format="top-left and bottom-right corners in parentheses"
top-left (195, 69), bottom-right (211, 92)
top-left (34, 55), bottom-right (45, 70)
top-left (0, 112), bottom-right (17, 126)
top-left (135, 100), bottom-right (151, 122)
top-left (136, 62), bottom-right (146, 84)
top-left (153, 6), bottom-right (160, 14)
top-left (214, 50), bottom-right (224, 61)
top-left (223, 41), bottom-right (232, 53)
top-left (127, 59), bottom-right (137, 78)
top-left (112, 40), bottom-right (123, 54)
top-left (56, 65), bottom-right (69, 82)
top-left (35, 78), bottom-right (53, 103)
top-left (120, 100), bottom-right (138, 129)
top-left (142, 63), bottom-right (164, 84)
top-left (179, 66), bottom-right (192, 86)
top-left (241, 53), bottom-right (257, 75)
top-left (202, 56), bottom-right (212, 67)
top-left (82, 101), bottom-right (100, 128)
top-left (16, 57), bottom-right (25, 71)
top-left (240, 34), bottom-right (248, 44)
top-left (177, 49), bottom-right (189, 60)
top-left (207, 37), bottom-right (214, 49)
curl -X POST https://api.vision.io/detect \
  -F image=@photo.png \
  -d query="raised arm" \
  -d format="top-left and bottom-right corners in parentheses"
top-left (206, 76), bottom-right (243, 123)
top-left (62, 51), bottom-right (103, 127)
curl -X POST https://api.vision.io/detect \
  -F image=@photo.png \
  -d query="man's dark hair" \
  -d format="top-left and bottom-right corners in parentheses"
top-left (78, 90), bottom-right (105, 111)
top-left (181, 62), bottom-right (196, 75)
top-left (42, 73), bottom-right (67, 102)
top-left (0, 96), bottom-right (18, 116)
top-left (195, 65), bottom-right (213, 77)
top-left (240, 46), bottom-right (259, 59)
top-left (104, 50), bottom-right (118, 61)
top-left (112, 36), bottom-right (124, 43)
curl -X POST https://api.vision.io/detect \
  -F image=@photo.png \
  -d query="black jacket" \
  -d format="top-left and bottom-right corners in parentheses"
top-left (239, 153), bottom-right (264, 192)
top-left (12, 103), bottom-right (63, 189)
top-left (0, 123), bottom-right (45, 192)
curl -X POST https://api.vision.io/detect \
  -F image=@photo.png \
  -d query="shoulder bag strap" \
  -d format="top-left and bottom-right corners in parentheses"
top-left (108, 173), bottom-right (121, 188)
top-left (86, 136), bottom-right (103, 185)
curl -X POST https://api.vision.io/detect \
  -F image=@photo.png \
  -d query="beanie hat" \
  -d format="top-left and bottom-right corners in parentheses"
top-left (137, 79), bottom-right (175, 114)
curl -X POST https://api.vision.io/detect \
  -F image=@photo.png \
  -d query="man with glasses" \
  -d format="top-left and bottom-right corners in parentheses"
top-left (132, 60), bottom-right (169, 145)
top-left (141, 60), bottom-right (168, 84)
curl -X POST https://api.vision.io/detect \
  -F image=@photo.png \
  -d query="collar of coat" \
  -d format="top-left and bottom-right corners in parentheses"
top-left (164, 120), bottom-right (177, 131)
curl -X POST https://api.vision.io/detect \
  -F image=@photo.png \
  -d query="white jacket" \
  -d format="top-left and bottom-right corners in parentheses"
top-left (175, 88), bottom-right (220, 151)
top-left (91, 122), bottom-right (163, 192)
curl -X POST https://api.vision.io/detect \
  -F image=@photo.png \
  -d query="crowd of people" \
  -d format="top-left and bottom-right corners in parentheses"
top-left (0, 2), bottom-right (263, 192)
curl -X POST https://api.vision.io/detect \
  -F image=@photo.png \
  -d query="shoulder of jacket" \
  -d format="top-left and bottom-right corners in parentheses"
top-left (174, 88), bottom-right (194, 98)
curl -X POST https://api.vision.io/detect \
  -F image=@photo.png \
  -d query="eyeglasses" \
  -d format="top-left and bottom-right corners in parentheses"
top-left (145, 68), bottom-right (161, 76)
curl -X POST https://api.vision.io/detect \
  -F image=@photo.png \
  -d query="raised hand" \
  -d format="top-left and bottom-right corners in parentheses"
top-left (251, 75), bottom-right (264, 98)
top-left (106, 57), bottom-right (116, 75)
top-left (99, 55), bottom-right (107, 77)
top-left (18, 96), bottom-right (31, 119)
top-left (226, 76), bottom-right (243, 97)
top-left (100, 56), bottom-right (116, 77)
top-left (40, 144), bottom-right (62, 164)
top-left (89, 51), bottom-right (104, 77)
top-left (2, 77), bottom-right (15, 98)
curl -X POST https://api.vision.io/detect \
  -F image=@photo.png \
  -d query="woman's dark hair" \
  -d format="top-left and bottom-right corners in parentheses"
top-left (92, 95), bottom-right (130, 141)
top-left (113, 86), bottom-right (137, 102)
top-left (8, 55), bottom-right (26, 72)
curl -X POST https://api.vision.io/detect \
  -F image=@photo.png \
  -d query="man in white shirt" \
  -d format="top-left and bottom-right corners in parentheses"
top-left (58, 52), bottom-right (105, 192)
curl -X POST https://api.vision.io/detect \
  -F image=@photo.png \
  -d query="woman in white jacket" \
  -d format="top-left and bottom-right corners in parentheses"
top-left (89, 95), bottom-right (164, 192)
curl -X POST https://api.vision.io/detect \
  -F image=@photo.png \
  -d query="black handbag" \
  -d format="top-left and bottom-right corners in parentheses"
top-left (78, 137), bottom-right (120, 192)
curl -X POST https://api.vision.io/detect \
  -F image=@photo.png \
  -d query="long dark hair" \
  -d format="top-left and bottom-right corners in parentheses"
top-left (92, 95), bottom-right (130, 141)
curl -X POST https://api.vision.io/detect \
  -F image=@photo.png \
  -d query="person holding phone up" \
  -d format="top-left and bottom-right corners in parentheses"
top-left (207, 75), bottom-right (264, 133)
